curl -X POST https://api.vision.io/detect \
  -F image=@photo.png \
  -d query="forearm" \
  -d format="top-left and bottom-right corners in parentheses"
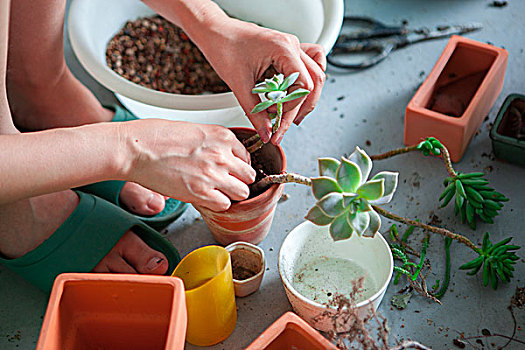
top-left (0, 123), bottom-right (130, 204)
top-left (143, 0), bottom-right (230, 50)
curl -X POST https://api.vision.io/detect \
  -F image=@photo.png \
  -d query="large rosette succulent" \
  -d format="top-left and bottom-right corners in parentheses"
top-left (305, 147), bottom-right (399, 240)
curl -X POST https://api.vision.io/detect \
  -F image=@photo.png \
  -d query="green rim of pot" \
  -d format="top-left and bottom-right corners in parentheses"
top-left (490, 93), bottom-right (525, 146)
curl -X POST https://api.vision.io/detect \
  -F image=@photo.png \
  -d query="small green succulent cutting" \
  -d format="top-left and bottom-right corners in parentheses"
top-left (251, 73), bottom-right (310, 132)
top-left (417, 137), bottom-right (443, 156)
top-left (305, 147), bottom-right (399, 241)
top-left (440, 172), bottom-right (508, 229)
top-left (459, 232), bottom-right (520, 290)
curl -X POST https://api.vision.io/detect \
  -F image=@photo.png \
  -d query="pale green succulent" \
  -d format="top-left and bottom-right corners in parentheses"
top-left (305, 147), bottom-right (399, 241)
top-left (251, 72), bottom-right (310, 114)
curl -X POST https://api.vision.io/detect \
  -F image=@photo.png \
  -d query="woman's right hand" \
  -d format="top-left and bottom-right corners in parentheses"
top-left (120, 119), bottom-right (256, 212)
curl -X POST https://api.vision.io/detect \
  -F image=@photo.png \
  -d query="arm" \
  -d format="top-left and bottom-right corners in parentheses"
top-left (0, 120), bottom-right (255, 211)
top-left (143, 0), bottom-right (326, 145)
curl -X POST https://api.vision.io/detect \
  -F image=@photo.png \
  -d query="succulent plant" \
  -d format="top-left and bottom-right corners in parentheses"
top-left (417, 137), bottom-right (444, 156)
top-left (440, 172), bottom-right (508, 229)
top-left (305, 147), bottom-right (399, 240)
top-left (459, 232), bottom-right (520, 290)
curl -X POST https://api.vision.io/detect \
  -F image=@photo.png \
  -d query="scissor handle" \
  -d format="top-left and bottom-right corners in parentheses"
top-left (327, 40), bottom-right (395, 70)
top-left (340, 16), bottom-right (405, 40)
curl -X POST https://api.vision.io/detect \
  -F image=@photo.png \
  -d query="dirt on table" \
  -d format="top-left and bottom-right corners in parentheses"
top-left (106, 15), bottom-right (275, 95)
top-left (231, 248), bottom-right (262, 280)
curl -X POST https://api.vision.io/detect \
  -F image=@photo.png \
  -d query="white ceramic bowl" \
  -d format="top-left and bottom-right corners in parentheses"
top-left (68, 0), bottom-right (344, 126)
top-left (278, 221), bottom-right (393, 332)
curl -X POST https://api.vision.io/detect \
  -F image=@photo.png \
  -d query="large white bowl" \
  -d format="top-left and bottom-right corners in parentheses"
top-left (68, 0), bottom-right (344, 126)
top-left (278, 221), bottom-right (393, 332)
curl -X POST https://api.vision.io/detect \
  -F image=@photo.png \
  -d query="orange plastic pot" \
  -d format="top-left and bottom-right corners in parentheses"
top-left (194, 127), bottom-right (286, 245)
top-left (405, 35), bottom-right (508, 162)
top-left (36, 273), bottom-right (187, 350)
top-left (246, 312), bottom-right (337, 350)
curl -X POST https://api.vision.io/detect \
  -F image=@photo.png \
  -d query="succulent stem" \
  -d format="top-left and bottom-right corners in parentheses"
top-left (246, 139), bottom-right (265, 153)
top-left (440, 146), bottom-right (458, 178)
top-left (372, 205), bottom-right (480, 253)
top-left (370, 145), bottom-right (418, 160)
top-left (251, 172), bottom-right (312, 193)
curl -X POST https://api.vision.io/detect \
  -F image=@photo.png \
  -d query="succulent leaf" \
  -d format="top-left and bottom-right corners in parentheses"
top-left (251, 100), bottom-right (275, 114)
top-left (252, 86), bottom-right (272, 94)
top-left (369, 171), bottom-right (399, 204)
top-left (357, 179), bottom-right (385, 201)
top-left (363, 209), bottom-right (381, 237)
top-left (330, 213), bottom-right (353, 241)
top-left (272, 73), bottom-right (284, 85)
top-left (343, 193), bottom-right (358, 207)
top-left (265, 79), bottom-right (279, 91)
top-left (311, 177), bottom-right (342, 200)
top-left (279, 72), bottom-right (299, 91)
top-left (348, 147), bottom-right (372, 184)
top-left (266, 90), bottom-right (286, 101)
top-left (348, 211), bottom-right (370, 235)
top-left (318, 157), bottom-right (340, 178)
top-left (305, 205), bottom-right (333, 226)
top-left (336, 157), bottom-right (362, 192)
top-left (357, 199), bottom-right (373, 212)
top-left (279, 88), bottom-right (310, 103)
top-left (317, 192), bottom-right (345, 217)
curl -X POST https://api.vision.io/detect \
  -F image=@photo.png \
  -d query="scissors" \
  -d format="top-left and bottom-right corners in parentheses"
top-left (327, 16), bottom-right (483, 70)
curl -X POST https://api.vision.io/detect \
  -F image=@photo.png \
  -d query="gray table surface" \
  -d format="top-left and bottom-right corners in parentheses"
top-left (1, 0), bottom-right (524, 349)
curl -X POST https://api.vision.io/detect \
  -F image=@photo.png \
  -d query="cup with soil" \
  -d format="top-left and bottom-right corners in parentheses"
top-left (405, 35), bottom-right (508, 162)
top-left (193, 127), bottom-right (286, 246)
top-left (490, 94), bottom-right (525, 167)
top-left (226, 242), bottom-right (266, 297)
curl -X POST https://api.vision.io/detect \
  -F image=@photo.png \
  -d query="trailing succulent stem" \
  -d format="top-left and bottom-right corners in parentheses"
top-left (244, 73), bottom-right (310, 152)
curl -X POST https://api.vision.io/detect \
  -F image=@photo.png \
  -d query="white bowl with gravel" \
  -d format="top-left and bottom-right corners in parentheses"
top-left (278, 221), bottom-right (393, 332)
top-left (68, 0), bottom-right (344, 126)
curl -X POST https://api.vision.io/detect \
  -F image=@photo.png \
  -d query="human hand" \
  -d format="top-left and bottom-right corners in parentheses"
top-left (199, 18), bottom-right (326, 145)
top-left (122, 119), bottom-right (256, 212)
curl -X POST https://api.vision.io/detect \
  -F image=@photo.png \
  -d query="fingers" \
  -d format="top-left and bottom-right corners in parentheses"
top-left (230, 137), bottom-right (252, 165)
top-left (300, 43), bottom-right (327, 72)
top-left (229, 155), bottom-right (256, 184)
top-left (293, 49), bottom-right (326, 125)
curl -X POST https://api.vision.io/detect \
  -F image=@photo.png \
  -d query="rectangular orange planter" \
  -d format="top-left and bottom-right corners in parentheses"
top-left (36, 273), bottom-right (187, 350)
top-left (246, 312), bottom-right (337, 350)
top-left (405, 35), bottom-right (508, 162)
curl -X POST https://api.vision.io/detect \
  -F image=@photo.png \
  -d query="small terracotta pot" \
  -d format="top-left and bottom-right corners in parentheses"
top-left (490, 93), bottom-right (525, 167)
top-left (226, 241), bottom-right (266, 297)
top-left (405, 35), bottom-right (508, 162)
top-left (246, 311), bottom-right (337, 350)
top-left (194, 127), bottom-right (286, 245)
top-left (36, 273), bottom-right (187, 350)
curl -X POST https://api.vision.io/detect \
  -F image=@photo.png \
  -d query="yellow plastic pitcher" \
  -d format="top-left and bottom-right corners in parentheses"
top-left (172, 245), bottom-right (237, 346)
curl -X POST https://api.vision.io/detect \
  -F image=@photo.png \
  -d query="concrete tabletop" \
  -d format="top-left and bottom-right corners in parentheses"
top-left (1, 0), bottom-right (524, 349)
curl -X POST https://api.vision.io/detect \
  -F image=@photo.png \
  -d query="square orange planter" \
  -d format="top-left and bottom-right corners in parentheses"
top-left (246, 312), bottom-right (337, 350)
top-left (405, 35), bottom-right (508, 162)
top-left (36, 273), bottom-right (187, 350)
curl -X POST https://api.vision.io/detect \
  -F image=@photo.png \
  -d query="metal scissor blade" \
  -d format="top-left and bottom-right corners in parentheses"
top-left (405, 22), bottom-right (483, 45)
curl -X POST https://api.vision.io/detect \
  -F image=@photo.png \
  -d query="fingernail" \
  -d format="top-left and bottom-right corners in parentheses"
top-left (275, 134), bottom-right (284, 145)
top-left (146, 257), bottom-right (165, 271)
top-left (258, 128), bottom-right (271, 143)
top-left (147, 193), bottom-right (164, 211)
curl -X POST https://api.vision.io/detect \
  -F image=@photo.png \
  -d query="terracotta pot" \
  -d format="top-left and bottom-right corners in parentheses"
top-left (194, 127), bottom-right (286, 245)
top-left (490, 93), bottom-right (525, 167)
top-left (36, 273), bottom-right (187, 350)
top-left (246, 311), bottom-right (337, 350)
top-left (405, 35), bottom-right (508, 162)
top-left (278, 221), bottom-right (393, 332)
top-left (226, 241), bottom-right (266, 297)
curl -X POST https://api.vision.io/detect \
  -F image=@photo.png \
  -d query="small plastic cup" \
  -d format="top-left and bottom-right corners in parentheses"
top-left (172, 245), bottom-right (237, 346)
